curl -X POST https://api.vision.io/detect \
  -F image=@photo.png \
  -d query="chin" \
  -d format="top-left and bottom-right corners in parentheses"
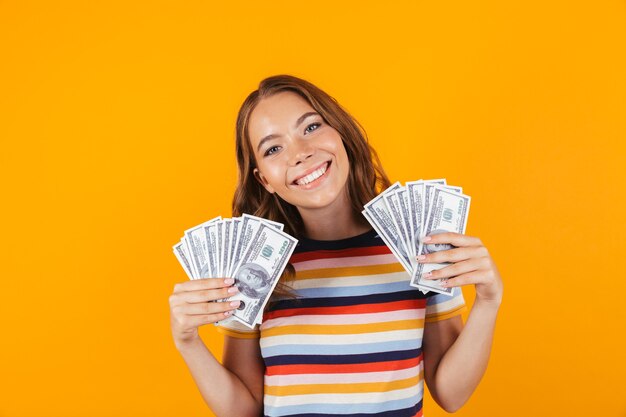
top-left (297, 190), bottom-right (349, 211)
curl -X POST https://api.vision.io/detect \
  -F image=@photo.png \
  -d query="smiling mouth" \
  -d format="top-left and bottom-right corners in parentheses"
top-left (293, 161), bottom-right (331, 186)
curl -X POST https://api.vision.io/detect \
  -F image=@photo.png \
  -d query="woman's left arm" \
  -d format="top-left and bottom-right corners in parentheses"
top-left (420, 232), bottom-right (503, 413)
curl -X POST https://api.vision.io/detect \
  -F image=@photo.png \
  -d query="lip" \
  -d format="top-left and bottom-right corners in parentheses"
top-left (291, 160), bottom-right (331, 185)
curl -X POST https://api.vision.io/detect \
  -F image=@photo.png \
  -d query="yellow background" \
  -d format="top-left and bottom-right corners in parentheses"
top-left (1, 1), bottom-right (625, 416)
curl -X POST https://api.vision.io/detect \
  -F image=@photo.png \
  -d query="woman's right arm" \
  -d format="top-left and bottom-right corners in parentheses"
top-left (169, 278), bottom-right (264, 417)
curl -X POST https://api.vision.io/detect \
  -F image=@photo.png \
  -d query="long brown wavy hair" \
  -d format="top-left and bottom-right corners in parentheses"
top-left (231, 74), bottom-right (391, 297)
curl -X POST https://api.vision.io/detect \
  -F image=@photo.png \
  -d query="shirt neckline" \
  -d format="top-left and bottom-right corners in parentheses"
top-left (296, 228), bottom-right (378, 251)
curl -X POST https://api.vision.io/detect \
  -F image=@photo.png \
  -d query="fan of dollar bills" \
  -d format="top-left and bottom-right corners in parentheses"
top-left (362, 178), bottom-right (471, 296)
top-left (173, 214), bottom-right (298, 328)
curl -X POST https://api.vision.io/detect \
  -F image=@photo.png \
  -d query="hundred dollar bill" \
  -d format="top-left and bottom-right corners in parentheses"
top-left (216, 215), bottom-right (288, 327)
top-left (385, 187), bottom-right (413, 258)
top-left (183, 217), bottom-right (221, 279)
top-left (228, 222), bottom-right (297, 328)
top-left (179, 237), bottom-right (197, 278)
top-left (424, 185), bottom-right (461, 229)
top-left (230, 214), bottom-right (284, 278)
top-left (221, 218), bottom-right (232, 278)
top-left (396, 188), bottom-right (413, 257)
top-left (363, 182), bottom-right (413, 274)
top-left (227, 217), bottom-right (242, 276)
top-left (204, 223), bottom-right (220, 278)
top-left (421, 179), bottom-right (447, 234)
top-left (406, 180), bottom-right (425, 257)
top-left (423, 184), bottom-right (463, 240)
top-left (362, 210), bottom-right (412, 277)
top-left (173, 241), bottom-right (195, 280)
top-left (384, 188), bottom-right (411, 257)
top-left (411, 186), bottom-right (471, 296)
top-left (216, 220), bottom-right (224, 276)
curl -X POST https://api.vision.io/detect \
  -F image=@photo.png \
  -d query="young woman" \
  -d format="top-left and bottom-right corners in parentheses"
top-left (169, 75), bottom-right (503, 417)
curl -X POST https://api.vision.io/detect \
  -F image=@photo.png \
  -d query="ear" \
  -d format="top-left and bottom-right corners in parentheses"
top-left (253, 168), bottom-right (276, 194)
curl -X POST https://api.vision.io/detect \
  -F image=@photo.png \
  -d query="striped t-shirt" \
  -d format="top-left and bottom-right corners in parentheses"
top-left (217, 228), bottom-right (466, 417)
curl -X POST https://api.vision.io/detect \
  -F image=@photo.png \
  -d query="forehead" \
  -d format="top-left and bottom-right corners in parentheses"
top-left (248, 91), bottom-right (316, 143)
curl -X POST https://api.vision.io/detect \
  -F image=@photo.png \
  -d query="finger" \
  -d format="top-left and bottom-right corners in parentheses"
top-left (173, 285), bottom-right (240, 305)
top-left (177, 299), bottom-right (242, 315)
top-left (440, 269), bottom-right (490, 288)
top-left (422, 258), bottom-right (486, 280)
top-left (183, 310), bottom-right (237, 328)
top-left (417, 246), bottom-right (488, 264)
top-left (173, 277), bottom-right (234, 294)
top-left (421, 232), bottom-right (482, 248)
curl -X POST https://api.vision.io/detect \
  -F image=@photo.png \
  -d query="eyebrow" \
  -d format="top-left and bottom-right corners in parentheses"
top-left (256, 111), bottom-right (319, 152)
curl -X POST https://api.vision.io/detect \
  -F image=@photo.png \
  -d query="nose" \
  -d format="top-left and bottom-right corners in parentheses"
top-left (288, 138), bottom-right (314, 166)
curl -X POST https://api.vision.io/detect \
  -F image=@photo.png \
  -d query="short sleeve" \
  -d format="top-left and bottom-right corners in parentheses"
top-left (425, 286), bottom-right (467, 322)
top-left (215, 317), bottom-right (260, 339)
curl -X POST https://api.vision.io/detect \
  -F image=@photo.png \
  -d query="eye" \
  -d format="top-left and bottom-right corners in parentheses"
top-left (304, 122), bottom-right (321, 135)
top-left (264, 145), bottom-right (281, 157)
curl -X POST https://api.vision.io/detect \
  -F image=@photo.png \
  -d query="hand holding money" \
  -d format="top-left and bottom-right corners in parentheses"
top-left (362, 179), bottom-right (468, 295)
top-left (363, 178), bottom-right (502, 302)
top-left (417, 232), bottom-right (503, 305)
top-left (168, 277), bottom-right (242, 349)
top-left (172, 214), bottom-right (298, 328)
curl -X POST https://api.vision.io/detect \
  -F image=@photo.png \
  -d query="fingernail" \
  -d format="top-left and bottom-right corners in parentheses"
top-left (423, 272), bottom-right (432, 279)
top-left (228, 286), bottom-right (239, 294)
top-left (422, 236), bottom-right (432, 242)
top-left (230, 300), bottom-right (241, 307)
top-left (224, 310), bottom-right (232, 316)
top-left (224, 278), bottom-right (234, 285)
top-left (417, 255), bottom-right (426, 261)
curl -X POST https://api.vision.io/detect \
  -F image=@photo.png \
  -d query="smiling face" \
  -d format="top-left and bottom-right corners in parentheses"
top-left (248, 91), bottom-right (351, 212)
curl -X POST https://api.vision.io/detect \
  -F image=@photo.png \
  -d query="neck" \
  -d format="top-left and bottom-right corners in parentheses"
top-left (297, 189), bottom-right (371, 241)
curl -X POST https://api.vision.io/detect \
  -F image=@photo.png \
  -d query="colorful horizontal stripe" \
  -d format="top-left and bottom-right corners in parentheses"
top-left (217, 228), bottom-right (466, 416)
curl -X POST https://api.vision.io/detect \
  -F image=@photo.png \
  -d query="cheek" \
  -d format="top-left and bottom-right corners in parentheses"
top-left (258, 161), bottom-right (285, 185)
top-left (331, 139), bottom-right (350, 171)
top-left (321, 132), bottom-right (348, 160)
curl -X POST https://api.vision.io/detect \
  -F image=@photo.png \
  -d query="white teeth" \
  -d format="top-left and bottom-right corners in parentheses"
top-left (296, 163), bottom-right (328, 185)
